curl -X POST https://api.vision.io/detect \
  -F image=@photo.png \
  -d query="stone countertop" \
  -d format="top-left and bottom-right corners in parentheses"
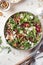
top-left (0, 0), bottom-right (43, 65)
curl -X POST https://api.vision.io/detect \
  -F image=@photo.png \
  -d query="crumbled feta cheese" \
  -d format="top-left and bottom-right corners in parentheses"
top-left (25, 27), bottom-right (28, 30)
top-left (20, 30), bottom-right (23, 34)
top-left (29, 26), bottom-right (35, 31)
top-left (30, 16), bottom-right (33, 19)
top-left (31, 43), bottom-right (34, 47)
top-left (28, 40), bottom-right (34, 47)
top-left (6, 35), bottom-right (9, 40)
top-left (28, 40), bottom-right (32, 44)
top-left (13, 34), bottom-right (16, 38)
top-left (27, 31), bottom-right (29, 34)
top-left (25, 27), bottom-right (35, 30)
top-left (20, 14), bottom-right (24, 18)
top-left (13, 31), bottom-right (16, 34)
top-left (29, 27), bottom-right (33, 31)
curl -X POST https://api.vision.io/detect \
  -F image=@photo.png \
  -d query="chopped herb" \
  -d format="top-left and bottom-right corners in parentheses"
top-left (34, 16), bottom-right (40, 22)
top-left (0, 46), bottom-right (11, 53)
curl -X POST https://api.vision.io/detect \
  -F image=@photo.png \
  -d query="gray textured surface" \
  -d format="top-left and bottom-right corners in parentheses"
top-left (0, 0), bottom-right (43, 65)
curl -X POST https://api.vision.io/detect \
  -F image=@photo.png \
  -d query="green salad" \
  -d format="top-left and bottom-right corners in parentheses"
top-left (4, 12), bottom-right (42, 50)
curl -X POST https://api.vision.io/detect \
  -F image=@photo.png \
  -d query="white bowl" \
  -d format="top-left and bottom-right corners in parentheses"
top-left (9, 0), bottom-right (21, 3)
top-left (2, 1), bottom-right (10, 11)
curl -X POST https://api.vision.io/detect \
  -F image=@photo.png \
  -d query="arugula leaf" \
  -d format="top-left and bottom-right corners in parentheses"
top-left (9, 17), bottom-right (14, 24)
top-left (23, 42), bottom-right (31, 50)
top-left (27, 28), bottom-right (36, 39)
top-left (9, 18), bottom-right (17, 30)
top-left (34, 16), bottom-right (40, 22)
top-left (20, 40), bottom-right (31, 50)
top-left (16, 13), bottom-right (20, 17)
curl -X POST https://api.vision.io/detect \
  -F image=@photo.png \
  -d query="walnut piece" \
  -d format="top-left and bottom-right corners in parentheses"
top-left (0, 12), bottom-right (3, 16)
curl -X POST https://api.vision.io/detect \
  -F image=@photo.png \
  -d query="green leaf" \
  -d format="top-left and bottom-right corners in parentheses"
top-left (16, 13), bottom-right (20, 17)
top-left (9, 18), bottom-right (17, 30)
top-left (34, 16), bottom-right (40, 22)
top-left (9, 18), bottom-right (14, 24)
top-left (21, 40), bottom-right (31, 50)
top-left (27, 28), bottom-right (36, 39)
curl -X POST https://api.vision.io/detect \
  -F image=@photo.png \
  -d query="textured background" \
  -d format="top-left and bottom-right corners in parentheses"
top-left (0, 0), bottom-right (43, 65)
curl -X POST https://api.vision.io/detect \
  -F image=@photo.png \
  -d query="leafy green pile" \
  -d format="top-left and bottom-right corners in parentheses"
top-left (4, 12), bottom-right (42, 50)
